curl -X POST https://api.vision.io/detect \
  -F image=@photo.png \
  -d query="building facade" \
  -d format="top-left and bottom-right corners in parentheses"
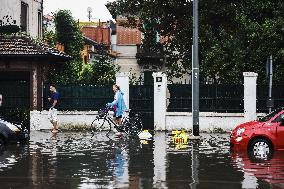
top-left (0, 0), bottom-right (43, 38)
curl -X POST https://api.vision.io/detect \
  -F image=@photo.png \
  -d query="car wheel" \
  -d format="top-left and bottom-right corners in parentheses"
top-left (249, 138), bottom-right (272, 160)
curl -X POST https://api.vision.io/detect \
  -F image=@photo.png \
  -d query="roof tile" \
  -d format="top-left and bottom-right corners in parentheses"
top-left (0, 35), bottom-right (70, 58)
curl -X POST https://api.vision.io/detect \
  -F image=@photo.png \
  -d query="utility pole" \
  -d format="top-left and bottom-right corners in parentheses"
top-left (268, 55), bottom-right (273, 113)
top-left (192, 0), bottom-right (199, 136)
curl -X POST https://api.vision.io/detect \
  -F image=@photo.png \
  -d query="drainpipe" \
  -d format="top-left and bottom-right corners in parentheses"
top-left (268, 55), bottom-right (273, 113)
top-left (41, 0), bottom-right (43, 39)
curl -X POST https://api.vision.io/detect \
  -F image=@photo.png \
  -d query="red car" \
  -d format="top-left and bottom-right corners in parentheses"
top-left (230, 108), bottom-right (284, 159)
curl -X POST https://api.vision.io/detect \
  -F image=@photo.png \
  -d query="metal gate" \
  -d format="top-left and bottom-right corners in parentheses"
top-left (129, 85), bottom-right (154, 130)
top-left (0, 71), bottom-right (30, 131)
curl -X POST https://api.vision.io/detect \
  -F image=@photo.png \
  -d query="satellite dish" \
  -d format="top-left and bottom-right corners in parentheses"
top-left (87, 7), bottom-right (92, 13)
top-left (87, 7), bottom-right (93, 21)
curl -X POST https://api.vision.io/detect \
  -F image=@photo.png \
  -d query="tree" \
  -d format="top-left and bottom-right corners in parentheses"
top-left (43, 30), bottom-right (56, 47)
top-left (107, 0), bottom-right (284, 84)
top-left (54, 10), bottom-right (84, 61)
top-left (47, 10), bottom-right (84, 84)
top-left (79, 46), bottom-right (120, 85)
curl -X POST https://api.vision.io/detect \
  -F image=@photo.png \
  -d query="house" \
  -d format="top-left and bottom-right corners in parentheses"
top-left (79, 17), bottom-right (168, 84)
top-left (0, 35), bottom-right (70, 110)
top-left (81, 36), bottom-right (102, 64)
top-left (81, 22), bottom-right (111, 46)
top-left (110, 16), bottom-right (166, 84)
top-left (0, 0), bottom-right (70, 110)
top-left (81, 22), bottom-right (111, 64)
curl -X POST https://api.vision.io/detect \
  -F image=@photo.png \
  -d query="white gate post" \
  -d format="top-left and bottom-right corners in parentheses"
top-left (243, 72), bottom-right (258, 121)
top-left (152, 72), bottom-right (167, 130)
top-left (116, 72), bottom-right (130, 109)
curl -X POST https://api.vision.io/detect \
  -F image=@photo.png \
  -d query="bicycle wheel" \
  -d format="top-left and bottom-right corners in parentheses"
top-left (128, 115), bottom-right (143, 135)
top-left (119, 119), bottom-right (131, 135)
top-left (91, 116), bottom-right (109, 132)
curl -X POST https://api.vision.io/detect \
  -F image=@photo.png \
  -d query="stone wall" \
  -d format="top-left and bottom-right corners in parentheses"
top-left (30, 110), bottom-right (266, 132)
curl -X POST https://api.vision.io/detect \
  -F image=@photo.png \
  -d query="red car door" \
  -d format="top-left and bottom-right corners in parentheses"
top-left (274, 111), bottom-right (284, 149)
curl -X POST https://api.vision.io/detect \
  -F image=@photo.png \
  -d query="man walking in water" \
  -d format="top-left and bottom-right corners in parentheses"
top-left (48, 84), bottom-right (60, 133)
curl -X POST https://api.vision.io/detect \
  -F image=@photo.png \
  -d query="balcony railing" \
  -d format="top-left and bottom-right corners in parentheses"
top-left (136, 43), bottom-right (164, 59)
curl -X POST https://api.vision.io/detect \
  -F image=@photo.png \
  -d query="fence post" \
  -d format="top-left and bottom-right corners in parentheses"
top-left (243, 72), bottom-right (258, 121)
top-left (116, 72), bottom-right (130, 109)
top-left (152, 72), bottom-right (167, 130)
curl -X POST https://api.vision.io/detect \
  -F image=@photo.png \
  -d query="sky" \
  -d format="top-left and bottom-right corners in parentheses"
top-left (43, 0), bottom-right (115, 22)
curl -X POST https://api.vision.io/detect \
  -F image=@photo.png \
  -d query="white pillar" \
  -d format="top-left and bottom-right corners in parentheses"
top-left (243, 72), bottom-right (258, 121)
top-left (116, 72), bottom-right (130, 109)
top-left (152, 72), bottom-right (167, 130)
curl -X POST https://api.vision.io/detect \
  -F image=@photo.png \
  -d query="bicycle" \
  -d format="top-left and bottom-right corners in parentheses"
top-left (90, 107), bottom-right (143, 136)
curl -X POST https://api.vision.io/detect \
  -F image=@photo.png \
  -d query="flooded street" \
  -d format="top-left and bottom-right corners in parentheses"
top-left (0, 131), bottom-right (283, 189)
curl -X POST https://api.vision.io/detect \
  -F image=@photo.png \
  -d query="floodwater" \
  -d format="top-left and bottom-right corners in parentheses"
top-left (0, 131), bottom-right (283, 189)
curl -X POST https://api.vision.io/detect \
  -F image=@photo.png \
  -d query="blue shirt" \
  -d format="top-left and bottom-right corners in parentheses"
top-left (50, 91), bottom-right (60, 109)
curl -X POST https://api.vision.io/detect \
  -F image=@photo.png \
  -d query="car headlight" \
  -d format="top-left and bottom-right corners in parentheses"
top-left (6, 122), bottom-right (21, 132)
top-left (236, 128), bottom-right (245, 136)
top-left (236, 137), bottom-right (243, 142)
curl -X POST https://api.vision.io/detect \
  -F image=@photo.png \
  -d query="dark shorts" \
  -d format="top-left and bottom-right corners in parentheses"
top-left (116, 115), bottom-right (122, 119)
top-left (113, 113), bottom-right (122, 119)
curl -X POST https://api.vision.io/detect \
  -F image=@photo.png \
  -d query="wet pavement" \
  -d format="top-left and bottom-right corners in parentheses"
top-left (0, 131), bottom-right (283, 189)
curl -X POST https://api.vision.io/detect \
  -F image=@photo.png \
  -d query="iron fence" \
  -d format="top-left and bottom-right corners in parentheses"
top-left (257, 84), bottom-right (284, 113)
top-left (41, 83), bottom-right (284, 114)
top-left (43, 84), bottom-right (113, 111)
top-left (167, 83), bottom-right (284, 113)
top-left (167, 84), bottom-right (244, 112)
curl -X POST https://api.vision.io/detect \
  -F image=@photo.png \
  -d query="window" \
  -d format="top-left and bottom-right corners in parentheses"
top-left (21, 2), bottom-right (28, 32)
top-left (84, 56), bottom-right (88, 64)
top-left (38, 12), bottom-right (42, 38)
top-left (272, 112), bottom-right (284, 123)
top-left (259, 108), bottom-right (282, 122)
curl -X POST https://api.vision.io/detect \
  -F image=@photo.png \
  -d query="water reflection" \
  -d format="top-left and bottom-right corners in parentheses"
top-left (128, 136), bottom-right (154, 188)
top-left (0, 131), bottom-right (283, 188)
top-left (231, 150), bottom-right (284, 189)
